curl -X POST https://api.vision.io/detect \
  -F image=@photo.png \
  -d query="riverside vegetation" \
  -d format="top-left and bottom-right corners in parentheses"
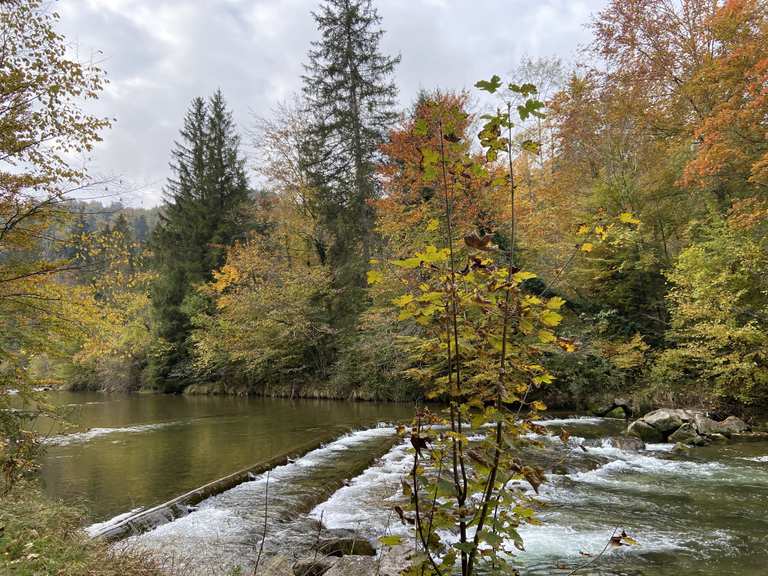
top-left (2, 0), bottom-right (768, 574)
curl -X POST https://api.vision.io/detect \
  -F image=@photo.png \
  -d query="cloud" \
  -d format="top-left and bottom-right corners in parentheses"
top-left (55, 0), bottom-right (606, 207)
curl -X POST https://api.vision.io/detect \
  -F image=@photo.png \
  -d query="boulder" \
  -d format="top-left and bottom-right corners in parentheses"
top-left (694, 414), bottom-right (749, 437)
top-left (609, 436), bottom-right (646, 452)
top-left (720, 416), bottom-right (749, 434)
top-left (316, 536), bottom-right (376, 557)
top-left (668, 423), bottom-right (703, 446)
top-left (693, 414), bottom-right (722, 436)
top-left (323, 556), bottom-right (377, 576)
top-left (294, 558), bottom-right (339, 576)
top-left (594, 398), bottom-right (633, 419)
top-left (261, 556), bottom-right (294, 576)
top-left (642, 409), bottom-right (684, 434)
top-left (627, 420), bottom-right (664, 443)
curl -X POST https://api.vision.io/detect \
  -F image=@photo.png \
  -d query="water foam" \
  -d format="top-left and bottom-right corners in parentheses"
top-left (740, 455), bottom-right (768, 462)
top-left (311, 441), bottom-right (412, 535)
top-left (44, 422), bottom-right (175, 446)
top-left (536, 416), bottom-right (606, 426)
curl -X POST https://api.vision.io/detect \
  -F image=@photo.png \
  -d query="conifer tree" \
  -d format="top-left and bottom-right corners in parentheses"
top-left (301, 0), bottom-right (399, 329)
top-left (150, 91), bottom-right (250, 390)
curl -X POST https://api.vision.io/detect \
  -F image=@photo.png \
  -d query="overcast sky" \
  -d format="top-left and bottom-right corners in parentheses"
top-left (57, 0), bottom-right (607, 207)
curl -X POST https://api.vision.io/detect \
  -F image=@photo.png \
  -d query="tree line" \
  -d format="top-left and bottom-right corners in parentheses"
top-left (2, 0), bottom-right (767, 437)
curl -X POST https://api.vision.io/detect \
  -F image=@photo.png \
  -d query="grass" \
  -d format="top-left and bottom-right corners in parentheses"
top-left (0, 483), bottom-right (164, 576)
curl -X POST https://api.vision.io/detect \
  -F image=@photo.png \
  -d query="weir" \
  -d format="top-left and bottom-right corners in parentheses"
top-left (90, 432), bottom-right (349, 542)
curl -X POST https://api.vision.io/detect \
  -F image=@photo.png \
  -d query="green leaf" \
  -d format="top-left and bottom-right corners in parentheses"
top-left (521, 139), bottom-right (540, 154)
top-left (453, 541), bottom-right (476, 554)
top-left (378, 535), bottom-right (403, 546)
top-left (414, 118), bottom-right (429, 137)
top-left (509, 82), bottom-right (538, 97)
top-left (475, 75), bottom-right (503, 94)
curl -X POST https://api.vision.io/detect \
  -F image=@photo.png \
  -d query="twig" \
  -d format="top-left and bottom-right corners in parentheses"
top-left (566, 526), bottom-right (619, 576)
top-left (252, 471), bottom-right (270, 575)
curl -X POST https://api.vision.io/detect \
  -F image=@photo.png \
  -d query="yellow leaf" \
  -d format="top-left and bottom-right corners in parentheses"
top-left (580, 242), bottom-right (593, 252)
top-left (577, 224), bottom-right (589, 235)
top-left (512, 270), bottom-right (537, 284)
top-left (540, 310), bottom-right (562, 327)
top-left (619, 212), bottom-right (641, 225)
top-left (537, 329), bottom-right (556, 343)
top-left (367, 270), bottom-right (383, 285)
top-left (546, 296), bottom-right (566, 310)
top-left (531, 400), bottom-right (547, 411)
top-left (426, 218), bottom-right (439, 232)
top-left (392, 294), bottom-right (414, 307)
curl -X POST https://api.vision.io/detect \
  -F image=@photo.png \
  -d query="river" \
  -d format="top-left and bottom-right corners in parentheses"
top-left (38, 392), bottom-right (768, 575)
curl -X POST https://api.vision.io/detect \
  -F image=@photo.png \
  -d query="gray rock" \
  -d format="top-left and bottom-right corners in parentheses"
top-left (627, 420), bottom-right (664, 442)
top-left (261, 556), bottom-right (294, 576)
top-left (378, 544), bottom-right (413, 576)
top-left (609, 436), bottom-right (645, 451)
top-left (693, 414), bottom-right (723, 436)
top-left (293, 557), bottom-right (339, 576)
top-left (694, 414), bottom-right (749, 437)
top-left (323, 556), bottom-right (377, 576)
top-left (642, 409), bottom-right (684, 433)
top-left (316, 536), bottom-right (376, 557)
top-left (721, 416), bottom-right (749, 434)
top-left (668, 423), bottom-right (703, 445)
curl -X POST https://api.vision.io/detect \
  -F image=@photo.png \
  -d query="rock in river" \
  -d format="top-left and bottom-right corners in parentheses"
top-left (642, 409), bottom-right (685, 434)
top-left (609, 436), bottom-right (646, 451)
top-left (668, 423), bottom-right (704, 446)
top-left (627, 419), bottom-right (664, 443)
top-left (316, 532), bottom-right (376, 557)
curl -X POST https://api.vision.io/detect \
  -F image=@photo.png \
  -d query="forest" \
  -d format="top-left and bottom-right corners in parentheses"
top-left (2, 0), bottom-right (768, 575)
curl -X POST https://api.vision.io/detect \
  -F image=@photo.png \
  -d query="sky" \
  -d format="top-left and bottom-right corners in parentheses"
top-left (56, 0), bottom-right (608, 207)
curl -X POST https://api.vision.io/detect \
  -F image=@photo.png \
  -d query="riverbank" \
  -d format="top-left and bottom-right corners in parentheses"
top-left (0, 484), bottom-right (163, 576)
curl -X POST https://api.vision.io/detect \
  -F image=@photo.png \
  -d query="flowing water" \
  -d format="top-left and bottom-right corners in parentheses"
top-left (36, 393), bottom-right (768, 575)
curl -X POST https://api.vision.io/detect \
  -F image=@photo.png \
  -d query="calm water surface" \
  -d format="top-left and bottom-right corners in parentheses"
top-left (38, 392), bottom-right (414, 521)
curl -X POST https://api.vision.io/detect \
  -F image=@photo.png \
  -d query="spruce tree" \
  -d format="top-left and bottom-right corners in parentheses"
top-left (150, 91), bottom-right (250, 390)
top-left (302, 0), bottom-right (399, 329)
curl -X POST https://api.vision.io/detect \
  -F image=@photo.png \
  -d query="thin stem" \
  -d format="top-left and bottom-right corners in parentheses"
top-left (438, 120), bottom-right (469, 574)
top-left (252, 471), bottom-right (270, 575)
top-left (466, 104), bottom-right (517, 576)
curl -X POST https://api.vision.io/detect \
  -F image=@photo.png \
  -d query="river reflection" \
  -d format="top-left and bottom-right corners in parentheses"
top-left (37, 392), bottom-right (415, 521)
